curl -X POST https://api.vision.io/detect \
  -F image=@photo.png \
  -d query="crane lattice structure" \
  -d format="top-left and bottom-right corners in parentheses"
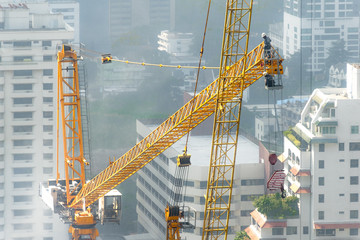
top-left (69, 40), bottom-right (278, 209)
top-left (202, 0), bottom-right (253, 239)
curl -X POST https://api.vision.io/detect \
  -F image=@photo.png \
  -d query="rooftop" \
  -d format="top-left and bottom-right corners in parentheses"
top-left (172, 134), bottom-right (259, 166)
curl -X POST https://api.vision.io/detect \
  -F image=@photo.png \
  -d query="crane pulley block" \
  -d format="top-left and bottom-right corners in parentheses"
top-left (101, 54), bottom-right (112, 64)
top-left (165, 205), bottom-right (181, 221)
top-left (177, 153), bottom-right (191, 167)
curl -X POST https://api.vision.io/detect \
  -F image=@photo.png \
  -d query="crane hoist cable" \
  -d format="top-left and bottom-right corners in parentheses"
top-left (184, 0), bottom-right (212, 153)
top-left (166, 1), bottom-right (213, 239)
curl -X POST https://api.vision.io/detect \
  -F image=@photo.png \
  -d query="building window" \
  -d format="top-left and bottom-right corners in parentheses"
top-left (43, 111), bottom-right (53, 119)
top-left (339, 143), bottom-right (344, 151)
top-left (319, 144), bottom-right (325, 152)
top-left (13, 195), bottom-right (32, 203)
top-left (240, 210), bottom-right (253, 216)
top-left (43, 223), bottom-right (52, 230)
top-left (13, 83), bottom-right (32, 91)
top-left (286, 227), bottom-right (297, 235)
top-left (13, 125), bottom-right (33, 133)
top-left (13, 223), bottom-right (32, 230)
top-left (350, 193), bottom-right (358, 202)
top-left (316, 229), bottom-right (335, 236)
top-left (351, 125), bottom-right (359, 134)
top-left (13, 209), bottom-right (33, 217)
top-left (43, 153), bottom-right (53, 160)
top-left (13, 140), bottom-right (32, 147)
top-left (318, 194), bottom-right (324, 203)
top-left (319, 177), bottom-right (325, 186)
top-left (241, 179), bottom-right (265, 186)
top-left (43, 83), bottom-right (53, 90)
top-left (184, 196), bottom-right (194, 202)
top-left (350, 228), bottom-right (358, 236)
top-left (13, 182), bottom-right (32, 189)
top-left (13, 97), bottom-right (33, 105)
top-left (240, 194), bottom-right (262, 201)
top-left (319, 160), bottom-right (324, 169)
top-left (303, 226), bottom-right (309, 235)
top-left (350, 142), bottom-right (360, 151)
top-left (318, 211), bottom-right (324, 220)
top-left (13, 168), bottom-right (32, 175)
top-left (42, 41), bottom-right (52, 47)
top-left (43, 69), bottom-right (53, 76)
top-left (14, 41), bottom-right (31, 47)
top-left (350, 176), bottom-right (359, 185)
top-left (13, 70), bottom-right (32, 77)
top-left (43, 97), bottom-right (53, 104)
top-left (272, 228), bottom-right (284, 235)
top-left (43, 55), bottom-right (52, 61)
top-left (339, 159), bottom-right (345, 162)
top-left (13, 153), bottom-right (32, 161)
top-left (43, 125), bottom-right (53, 132)
top-left (350, 210), bottom-right (358, 219)
top-left (350, 159), bottom-right (359, 168)
top-left (330, 108), bottom-right (335, 117)
top-left (43, 139), bottom-right (53, 147)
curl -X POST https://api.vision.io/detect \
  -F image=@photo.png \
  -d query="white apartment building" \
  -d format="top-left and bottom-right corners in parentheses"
top-left (136, 120), bottom-right (265, 240)
top-left (0, 2), bottom-right (73, 240)
top-left (48, 0), bottom-right (80, 44)
top-left (283, 0), bottom-right (360, 73)
top-left (247, 63), bottom-right (360, 239)
top-left (158, 30), bottom-right (193, 57)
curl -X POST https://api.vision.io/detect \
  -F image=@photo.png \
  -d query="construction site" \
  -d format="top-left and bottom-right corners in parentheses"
top-left (0, 0), bottom-right (359, 240)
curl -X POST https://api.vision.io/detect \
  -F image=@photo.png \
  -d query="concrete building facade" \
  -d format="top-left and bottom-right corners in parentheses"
top-left (283, 0), bottom-right (360, 73)
top-left (136, 120), bottom-right (265, 240)
top-left (0, 2), bottom-right (73, 240)
top-left (48, 0), bottom-right (80, 44)
top-left (247, 63), bottom-right (360, 239)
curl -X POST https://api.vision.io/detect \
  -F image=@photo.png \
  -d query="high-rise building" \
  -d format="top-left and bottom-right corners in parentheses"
top-left (247, 63), bottom-right (360, 239)
top-left (48, 0), bottom-right (80, 44)
top-left (136, 120), bottom-right (265, 240)
top-left (0, 2), bottom-right (73, 239)
top-left (282, 0), bottom-right (360, 73)
top-left (109, 0), bottom-right (175, 44)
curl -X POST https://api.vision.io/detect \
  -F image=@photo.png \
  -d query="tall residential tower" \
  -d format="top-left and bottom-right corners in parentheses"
top-left (0, 2), bottom-right (73, 240)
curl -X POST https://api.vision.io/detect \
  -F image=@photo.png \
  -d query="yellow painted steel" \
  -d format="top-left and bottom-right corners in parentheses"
top-left (70, 41), bottom-right (272, 208)
top-left (57, 45), bottom-right (87, 205)
top-left (202, 1), bottom-right (254, 239)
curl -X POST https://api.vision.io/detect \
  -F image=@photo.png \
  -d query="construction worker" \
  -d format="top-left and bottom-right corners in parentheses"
top-left (264, 72), bottom-right (275, 88)
top-left (262, 32), bottom-right (272, 59)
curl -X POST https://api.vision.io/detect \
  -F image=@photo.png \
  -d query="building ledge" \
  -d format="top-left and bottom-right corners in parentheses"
top-left (290, 183), bottom-right (311, 194)
top-left (314, 222), bottom-right (360, 229)
top-left (245, 226), bottom-right (260, 240)
top-left (290, 167), bottom-right (311, 176)
top-left (278, 153), bottom-right (287, 163)
top-left (250, 209), bottom-right (287, 228)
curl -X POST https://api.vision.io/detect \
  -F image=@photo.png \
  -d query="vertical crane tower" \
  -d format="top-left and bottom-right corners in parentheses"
top-left (203, 0), bottom-right (253, 239)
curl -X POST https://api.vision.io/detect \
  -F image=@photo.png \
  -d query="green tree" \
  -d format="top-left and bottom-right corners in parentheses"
top-left (234, 230), bottom-right (250, 240)
top-left (325, 39), bottom-right (350, 71)
top-left (253, 193), bottom-right (299, 219)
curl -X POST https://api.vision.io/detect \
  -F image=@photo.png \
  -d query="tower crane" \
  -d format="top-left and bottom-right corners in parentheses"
top-left (40, 0), bottom-right (283, 239)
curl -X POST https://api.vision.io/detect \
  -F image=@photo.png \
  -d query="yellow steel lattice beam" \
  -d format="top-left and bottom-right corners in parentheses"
top-left (69, 41), bottom-right (272, 208)
top-left (202, 0), bottom-right (254, 239)
top-left (57, 45), bottom-right (86, 205)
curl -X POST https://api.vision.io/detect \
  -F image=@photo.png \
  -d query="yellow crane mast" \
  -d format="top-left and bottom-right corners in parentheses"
top-left (203, 0), bottom-right (253, 239)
